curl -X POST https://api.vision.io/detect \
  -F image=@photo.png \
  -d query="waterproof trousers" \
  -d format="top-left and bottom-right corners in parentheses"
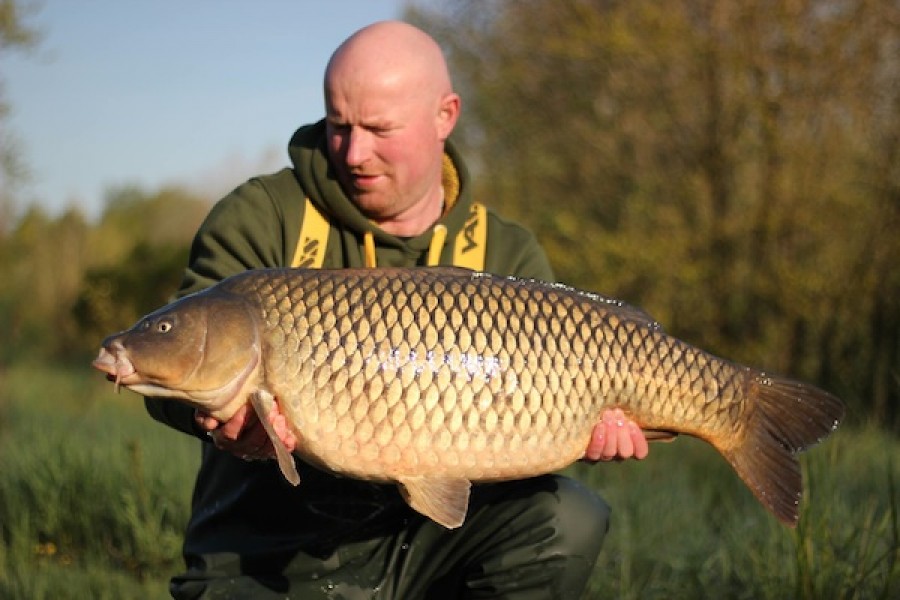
top-left (170, 474), bottom-right (610, 600)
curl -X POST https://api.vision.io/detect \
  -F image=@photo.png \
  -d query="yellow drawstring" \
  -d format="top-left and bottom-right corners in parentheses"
top-left (363, 231), bottom-right (377, 268)
top-left (427, 224), bottom-right (448, 266)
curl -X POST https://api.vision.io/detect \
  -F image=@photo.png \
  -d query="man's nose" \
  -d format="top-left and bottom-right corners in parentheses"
top-left (345, 127), bottom-right (373, 167)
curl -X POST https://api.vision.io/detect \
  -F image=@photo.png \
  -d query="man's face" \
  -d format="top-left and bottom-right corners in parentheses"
top-left (325, 73), bottom-right (447, 223)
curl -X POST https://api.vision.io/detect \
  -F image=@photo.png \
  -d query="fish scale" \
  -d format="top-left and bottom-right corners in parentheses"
top-left (249, 269), bottom-right (733, 471)
top-left (93, 266), bottom-right (844, 529)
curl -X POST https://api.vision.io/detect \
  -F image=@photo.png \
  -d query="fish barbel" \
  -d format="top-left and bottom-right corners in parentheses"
top-left (92, 267), bottom-right (844, 529)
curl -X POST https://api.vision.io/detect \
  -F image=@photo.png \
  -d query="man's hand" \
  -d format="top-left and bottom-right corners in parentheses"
top-left (195, 403), bottom-right (297, 461)
top-left (583, 408), bottom-right (649, 463)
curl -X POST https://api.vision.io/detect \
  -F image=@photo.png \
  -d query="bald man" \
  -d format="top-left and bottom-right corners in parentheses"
top-left (148, 21), bottom-right (648, 599)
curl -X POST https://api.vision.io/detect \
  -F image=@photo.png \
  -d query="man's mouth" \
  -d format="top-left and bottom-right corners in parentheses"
top-left (352, 173), bottom-right (381, 188)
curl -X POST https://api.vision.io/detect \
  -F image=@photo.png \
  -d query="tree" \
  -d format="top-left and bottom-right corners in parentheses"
top-left (409, 0), bottom-right (900, 426)
top-left (0, 0), bottom-right (40, 235)
top-left (0, 184), bottom-right (208, 363)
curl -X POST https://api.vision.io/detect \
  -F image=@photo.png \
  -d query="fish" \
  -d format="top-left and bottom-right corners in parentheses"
top-left (92, 267), bottom-right (844, 529)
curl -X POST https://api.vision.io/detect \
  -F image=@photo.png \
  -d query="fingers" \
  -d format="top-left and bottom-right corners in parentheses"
top-left (269, 410), bottom-right (298, 453)
top-left (194, 411), bottom-right (221, 433)
top-left (631, 420), bottom-right (649, 459)
top-left (198, 405), bottom-right (276, 461)
top-left (583, 408), bottom-right (649, 463)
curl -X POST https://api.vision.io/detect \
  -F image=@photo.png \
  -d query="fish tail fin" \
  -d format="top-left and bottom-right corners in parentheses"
top-left (721, 370), bottom-right (844, 527)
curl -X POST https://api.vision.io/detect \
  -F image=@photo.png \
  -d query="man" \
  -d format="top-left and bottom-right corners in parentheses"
top-left (147, 21), bottom-right (648, 599)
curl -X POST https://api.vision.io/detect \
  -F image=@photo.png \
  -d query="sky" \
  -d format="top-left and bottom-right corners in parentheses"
top-left (3, 0), bottom-right (412, 220)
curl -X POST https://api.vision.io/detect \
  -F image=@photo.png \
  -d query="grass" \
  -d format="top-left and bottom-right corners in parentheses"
top-left (574, 429), bottom-right (899, 599)
top-left (0, 363), bottom-right (198, 599)
top-left (1, 362), bottom-right (898, 599)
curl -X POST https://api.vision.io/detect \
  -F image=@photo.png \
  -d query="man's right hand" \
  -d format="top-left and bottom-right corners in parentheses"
top-left (196, 403), bottom-right (297, 461)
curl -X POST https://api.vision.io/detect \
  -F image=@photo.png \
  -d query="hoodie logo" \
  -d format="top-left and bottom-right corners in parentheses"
top-left (460, 205), bottom-right (480, 254)
top-left (452, 202), bottom-right (487, 271)
top-left (291, 198), bottom-right (330, 269)
top-left (295, 237), bottom-right (322, 268)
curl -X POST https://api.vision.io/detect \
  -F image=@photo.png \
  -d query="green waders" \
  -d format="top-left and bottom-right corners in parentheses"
top-left (170, 474), bottom-right (609, 599)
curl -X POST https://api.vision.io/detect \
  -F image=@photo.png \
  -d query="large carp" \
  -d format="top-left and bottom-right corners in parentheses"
top-left (93, 267), bottom-right (843, 529)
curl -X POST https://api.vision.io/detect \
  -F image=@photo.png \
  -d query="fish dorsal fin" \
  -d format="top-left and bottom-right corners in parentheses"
top-left (249, 390), bottom-right (301, 486)
top-left (398, 476), bottom-right (472, 529)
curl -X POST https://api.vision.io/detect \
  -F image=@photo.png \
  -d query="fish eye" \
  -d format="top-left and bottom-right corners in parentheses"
top-left (157, 320), bottom-right (174, 334)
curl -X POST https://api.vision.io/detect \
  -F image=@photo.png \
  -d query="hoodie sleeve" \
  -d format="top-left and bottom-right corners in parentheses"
top-left (145, 175), bottom-right (293, 437)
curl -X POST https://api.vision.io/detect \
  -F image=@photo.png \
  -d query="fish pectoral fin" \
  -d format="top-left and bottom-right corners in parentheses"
top-left (642, 429), bottom-right (679, 443)
top-left (249, 390), bottom-right (300, 486)
top-left (397, 476), bottom-right (471, 530)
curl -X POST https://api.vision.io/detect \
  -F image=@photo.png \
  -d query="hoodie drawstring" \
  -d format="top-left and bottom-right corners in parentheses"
top-left (427, 224), bottom-right (447, 267)
top-left (363, 231), bottom-right (377, 268)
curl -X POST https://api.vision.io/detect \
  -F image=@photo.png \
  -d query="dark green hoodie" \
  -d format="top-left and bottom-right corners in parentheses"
top-left (146, 120), bottom-right (553, 576)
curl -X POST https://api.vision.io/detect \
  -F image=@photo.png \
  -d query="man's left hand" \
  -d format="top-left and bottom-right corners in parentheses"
top-left (583, 408), bottom-right (649, 462)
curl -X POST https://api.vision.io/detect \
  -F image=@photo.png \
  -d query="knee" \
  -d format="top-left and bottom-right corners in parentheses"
top-left (453, 477), bottom-right (610, 596)
top-left (508, 476), bottom-right (610, 594)
top-left (550, 476), bottom-right (611, 560)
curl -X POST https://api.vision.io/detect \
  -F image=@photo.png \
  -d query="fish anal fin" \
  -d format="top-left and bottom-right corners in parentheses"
top-left (720, 371), bottom-right (844, 527)
top-left (398, 476), bottom-right (471, 529)
top-left (249, 390), bottom-right (301, 486)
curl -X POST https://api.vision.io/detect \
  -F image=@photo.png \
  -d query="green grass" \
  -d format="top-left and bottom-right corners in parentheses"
top-left (574, 428), bottom-right (899, 599)
top-left (1, 363), bottom-right (898, 598)
top-left (0, 363), bottom-right (199, 599)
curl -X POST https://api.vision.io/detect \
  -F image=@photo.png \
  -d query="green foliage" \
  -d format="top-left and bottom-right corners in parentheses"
top-left (1, 364), bottom-right (897, 598)
top-left (72, 242), bottom-right (189, 353)
top-left (0, 206), bottom-right (92, 362)
top-left (572, 430), bottom-right (900, 599)
top-left (1, 0), bottom-right (42, 234)
top-left (0, 363), bottom-right (199, 598)
top-left (0, 0), bottom-right (40, 50)
top-left (409, 0), bottom-right (900, 428)
top-left (0, 185), bottom-right (208, 364)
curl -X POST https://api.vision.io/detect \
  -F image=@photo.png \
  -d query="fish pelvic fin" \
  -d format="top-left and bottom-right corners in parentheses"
top-left (642, 429), bottom-right (679, 443)
top-left (723, 370), bottom-right (845, 527)
top-left (397, 476), bottom-right (472, 529)
top-left (249, 390), bottom-right (300, 486)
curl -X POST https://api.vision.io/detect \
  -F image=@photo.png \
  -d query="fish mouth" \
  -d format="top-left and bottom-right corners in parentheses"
top-left (92, 345), bottom-right (138, 392)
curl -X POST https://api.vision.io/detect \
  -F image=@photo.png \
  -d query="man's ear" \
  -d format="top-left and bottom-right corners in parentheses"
top-left (436, 92), bottom-right (461, 141)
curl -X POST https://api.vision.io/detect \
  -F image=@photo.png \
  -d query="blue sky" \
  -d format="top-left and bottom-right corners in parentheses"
top-left (3, 0), bottom-right (411, 220)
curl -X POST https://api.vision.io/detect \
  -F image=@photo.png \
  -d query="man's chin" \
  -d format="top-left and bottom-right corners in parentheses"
top-left (352, 193), bottom-right (394, 218)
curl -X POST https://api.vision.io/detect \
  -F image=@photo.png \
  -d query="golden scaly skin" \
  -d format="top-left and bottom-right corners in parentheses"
top-left (244, 267), bottom-right (737, 480)
top-left (94, 267), bottom-right (844, 529)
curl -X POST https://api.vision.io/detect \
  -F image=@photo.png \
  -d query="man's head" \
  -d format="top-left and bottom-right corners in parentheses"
top-left (324, 21), bottom-right (460, 236)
